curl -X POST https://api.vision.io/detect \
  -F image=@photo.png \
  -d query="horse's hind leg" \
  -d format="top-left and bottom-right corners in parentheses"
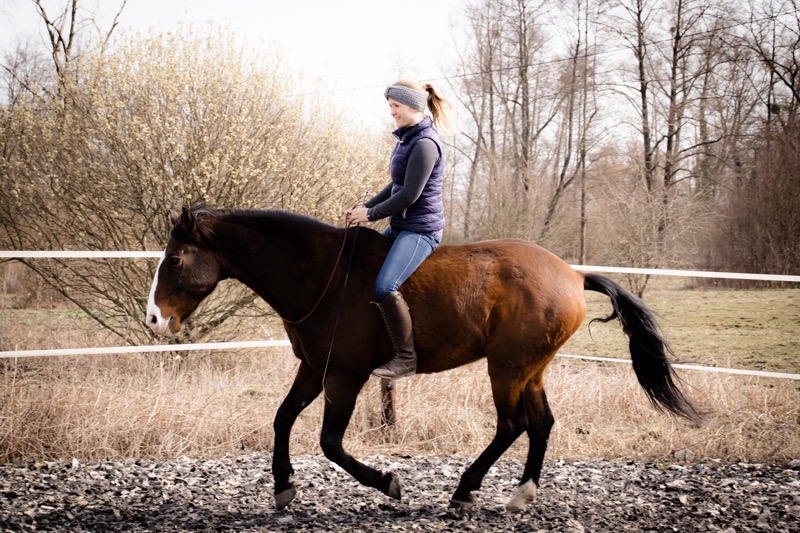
top-left (319, 373), bottom-right (401, 500)
top-left (450, 366), bottom-right (527, 508)
top-left (273, 361), bottom-right (323, 510)
top-left (506, 376), bottom-right (554, 511)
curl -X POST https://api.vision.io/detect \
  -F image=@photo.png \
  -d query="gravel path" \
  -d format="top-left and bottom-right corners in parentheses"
top-left (1, 453), bottom-right (798, 532)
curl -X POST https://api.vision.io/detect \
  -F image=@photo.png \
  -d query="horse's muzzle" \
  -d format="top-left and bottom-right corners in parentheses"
top-left (146, 311), bottom-right (178, 336)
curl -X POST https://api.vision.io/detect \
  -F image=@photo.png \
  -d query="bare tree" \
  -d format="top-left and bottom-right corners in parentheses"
top-left (21, 0), bottom-right (127, 98)
top-left (448, 0), bottom-right (798, 288)
top-left (705, 0), bottom-right (800, 278)
top-left (605, 0), bottom-right (721, 278)
top-left (451, 0), bottom-right (566, 242)
top-left (538, 0), bottom-right (603, 251)
top-left (450, 1), bottom-right (502, 238)
top-left (740, 0), bottom-right (800, 128)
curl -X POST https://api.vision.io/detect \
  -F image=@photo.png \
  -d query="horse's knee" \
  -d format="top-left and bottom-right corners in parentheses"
top-left (527, 412), bottom-right (554, 451)
top-left (525, 387), bottom-right (554, 433)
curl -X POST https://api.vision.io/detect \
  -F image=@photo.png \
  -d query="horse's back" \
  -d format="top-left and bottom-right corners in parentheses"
top-left (402, 238), bottom-right (587, 373)
top-left (407, 238), bottom-right (585, 312)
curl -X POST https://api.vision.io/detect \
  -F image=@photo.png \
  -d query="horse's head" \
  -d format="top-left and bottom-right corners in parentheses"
top-left (146, 207), bottom-right (223, 336)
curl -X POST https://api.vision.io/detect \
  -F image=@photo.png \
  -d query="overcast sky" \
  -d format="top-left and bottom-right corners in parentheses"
top-left (0, 0), bottom-right (465, 131)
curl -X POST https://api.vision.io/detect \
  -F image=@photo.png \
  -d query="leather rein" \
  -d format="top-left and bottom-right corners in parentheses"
top-left (282, 222), bottom-right (353, 325)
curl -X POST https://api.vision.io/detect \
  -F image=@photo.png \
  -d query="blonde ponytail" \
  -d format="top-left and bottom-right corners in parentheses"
top-left (423, 83), bottom-right (453, 133)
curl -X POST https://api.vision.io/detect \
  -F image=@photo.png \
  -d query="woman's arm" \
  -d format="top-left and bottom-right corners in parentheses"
top-left (367, 139), bottom-right (438, 221)
top-left (364, 183), bottom-right (393, 208)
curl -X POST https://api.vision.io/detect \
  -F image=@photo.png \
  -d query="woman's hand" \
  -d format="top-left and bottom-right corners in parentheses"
top-left (345, 206), bottom-right (369, 225)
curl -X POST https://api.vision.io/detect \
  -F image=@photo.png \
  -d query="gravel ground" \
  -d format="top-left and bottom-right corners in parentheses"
top-left (1, 453), bottom-right (798, 532)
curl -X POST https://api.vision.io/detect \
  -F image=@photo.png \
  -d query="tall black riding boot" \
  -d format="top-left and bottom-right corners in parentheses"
top-left (372, 291), bottom-right (417, 379)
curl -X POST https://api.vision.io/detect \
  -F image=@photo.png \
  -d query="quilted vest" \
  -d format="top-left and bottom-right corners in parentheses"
top-left (388, 116), bottom-right (445, 233)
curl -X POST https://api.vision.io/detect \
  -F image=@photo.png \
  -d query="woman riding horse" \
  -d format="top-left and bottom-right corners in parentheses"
top-left (345, 79), bottom-right (452, 380)
top-left (146, 205), bottom-right (700, 512)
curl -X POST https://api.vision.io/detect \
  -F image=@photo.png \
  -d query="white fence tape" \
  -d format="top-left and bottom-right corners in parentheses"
top-left (2, 251), bottom-right (799, 282)
top-left (1, 250), bottom-right (798, 380)
top-left (555, 354), bottom-right (800, 380)
top-left (0, 251), bottom-right (163, 259)
top-left (0, 340), bottom-right (291, 359)
top-left (1, 342), bottom-right (798, 380)
top-left (570, 264), bottom-right (800, 283)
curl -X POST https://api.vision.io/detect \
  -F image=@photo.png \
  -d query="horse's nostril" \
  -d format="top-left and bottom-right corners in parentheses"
top-left (149, 315), bottom-right (157, 325)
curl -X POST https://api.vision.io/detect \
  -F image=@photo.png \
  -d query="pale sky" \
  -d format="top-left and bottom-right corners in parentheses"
top-left (0, 0), bottom-right (465, 131)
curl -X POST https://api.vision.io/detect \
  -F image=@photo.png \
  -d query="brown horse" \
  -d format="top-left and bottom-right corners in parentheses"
top-left (146, 205), bottom-right (698, 512)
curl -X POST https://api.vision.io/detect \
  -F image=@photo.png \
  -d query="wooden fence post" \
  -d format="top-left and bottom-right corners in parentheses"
top-left (380, 378), bottom-right (396, 426)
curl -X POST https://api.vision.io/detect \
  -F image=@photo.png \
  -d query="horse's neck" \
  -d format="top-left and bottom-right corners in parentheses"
top-left (213, 213), bottom-right (342, 317)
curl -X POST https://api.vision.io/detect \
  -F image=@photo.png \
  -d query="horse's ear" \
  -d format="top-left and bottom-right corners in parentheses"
top-left (169, 209), bottom-right (180, 226)
top-left (179, 206), bottom-right (201, 241)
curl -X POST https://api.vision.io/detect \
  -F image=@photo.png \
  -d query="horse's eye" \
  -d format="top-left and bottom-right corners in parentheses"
top-left (167, 256), bottom-right (181, 267)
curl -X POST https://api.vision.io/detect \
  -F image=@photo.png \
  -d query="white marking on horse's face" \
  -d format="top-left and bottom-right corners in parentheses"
top-left (505, 479), bottom-right (537, 512)
top-left (146, 254), bottom-right (172, 336)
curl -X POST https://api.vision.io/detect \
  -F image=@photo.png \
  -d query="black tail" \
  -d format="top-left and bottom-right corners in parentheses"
top-left (583, 274), bottom-right (700, 421)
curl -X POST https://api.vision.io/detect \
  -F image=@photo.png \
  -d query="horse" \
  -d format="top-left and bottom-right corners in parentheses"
top-left (146, 205), bottom-right (699, 512)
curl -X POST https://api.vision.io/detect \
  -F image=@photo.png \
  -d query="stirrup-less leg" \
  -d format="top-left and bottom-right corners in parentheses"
top-left (372, 291), bottom-right (417, 379)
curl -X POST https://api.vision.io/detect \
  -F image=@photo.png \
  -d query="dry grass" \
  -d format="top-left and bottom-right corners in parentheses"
top-left (1, 348), bottom-right (797, 465)
top-left (1, 281), bottom-right (798, 464)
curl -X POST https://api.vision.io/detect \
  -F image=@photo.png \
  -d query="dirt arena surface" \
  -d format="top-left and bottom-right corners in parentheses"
top-left (1, 453), bottom-right (798, 532)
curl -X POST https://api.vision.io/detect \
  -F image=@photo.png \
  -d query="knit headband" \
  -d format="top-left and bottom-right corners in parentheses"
top-left (384, 85), bottom-right (428, 112)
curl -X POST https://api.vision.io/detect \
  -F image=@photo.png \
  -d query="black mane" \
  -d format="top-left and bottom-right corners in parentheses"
top-left (188, 203), bottom-right (340, 236)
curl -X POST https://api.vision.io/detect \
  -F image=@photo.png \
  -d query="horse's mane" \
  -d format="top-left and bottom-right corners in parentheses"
top-left (188, 203), bottom-right (338, 237)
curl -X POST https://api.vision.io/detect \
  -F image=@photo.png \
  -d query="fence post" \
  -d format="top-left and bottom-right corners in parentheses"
top-left (380, 378), bottom-right (396, 426)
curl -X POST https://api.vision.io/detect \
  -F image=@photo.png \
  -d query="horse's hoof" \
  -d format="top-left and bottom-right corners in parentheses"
top-left (505, 479), bottom-right (537, 512)
top-left (383, 473), bottom-right (402, 501)
top-left (275, 485), bottom-right (297, 510)
top-left (449, 493), bottom-right (476, 510)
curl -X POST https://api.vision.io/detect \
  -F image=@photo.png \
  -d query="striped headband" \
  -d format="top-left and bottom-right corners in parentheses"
top-left (384, 85), bottom-right (428, 112)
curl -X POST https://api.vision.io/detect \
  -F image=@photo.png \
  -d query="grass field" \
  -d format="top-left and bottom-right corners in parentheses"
top-left (1, 278), bottom-right (798, 465)
top-left (561, 278), bottom-right (800, 374)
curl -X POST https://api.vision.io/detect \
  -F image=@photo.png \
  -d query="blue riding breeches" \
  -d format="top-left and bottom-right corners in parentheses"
top-left (374, 228), bottom-right (440, 303)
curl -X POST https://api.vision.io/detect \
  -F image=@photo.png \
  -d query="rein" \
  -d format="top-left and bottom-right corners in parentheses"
top-left (282, 224), bottom-right (351, 325)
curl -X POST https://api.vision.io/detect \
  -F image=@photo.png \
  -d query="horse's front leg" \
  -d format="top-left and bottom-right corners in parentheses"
top-left (320, 373), bottom-right (401, 500)
top-left (273, 361), bottom-right (323, 510)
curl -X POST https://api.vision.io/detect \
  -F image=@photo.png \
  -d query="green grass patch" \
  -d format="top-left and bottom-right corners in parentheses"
top-left (562, 281), bottom-right (800, 374)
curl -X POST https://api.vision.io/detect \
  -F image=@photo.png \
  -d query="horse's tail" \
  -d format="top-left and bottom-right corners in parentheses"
top-left (583, 273), bottom-right (701, 421)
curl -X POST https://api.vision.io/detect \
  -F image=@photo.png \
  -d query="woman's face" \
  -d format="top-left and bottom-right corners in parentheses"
top-left (388, 98), bottom-right (423, 129)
